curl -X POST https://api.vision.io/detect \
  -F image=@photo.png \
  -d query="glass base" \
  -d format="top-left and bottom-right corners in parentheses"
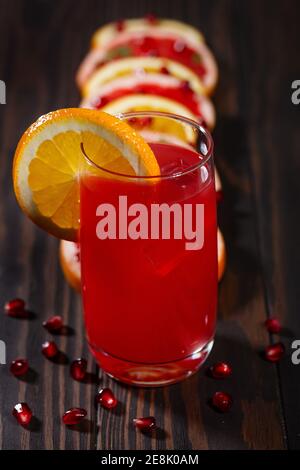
top-left (89, 339), bottom-right (214, 387)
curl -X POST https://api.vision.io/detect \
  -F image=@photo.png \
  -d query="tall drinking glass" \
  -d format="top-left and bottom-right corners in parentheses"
top-left (80, 112), bottom-right (217, 386)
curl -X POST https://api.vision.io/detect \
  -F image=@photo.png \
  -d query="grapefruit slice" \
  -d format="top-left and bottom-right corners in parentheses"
top-left (91, 18), bottom-right (205, 50)
top-left (59, 240), bottom-right (81, 292)
top-left (83, 57), bottom-right (205, 98)
top-left (80, 74), bottom-right (216, 129)
top-left (217, 229), bottom-right (226, 281)
top-left (101, 94), bottom-right (199, 142)
top-left (77, 32), bottom-right (217, 94)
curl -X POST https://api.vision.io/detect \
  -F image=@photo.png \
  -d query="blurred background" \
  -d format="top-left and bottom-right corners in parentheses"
top-left (0, 0), bottom-right (299, 451)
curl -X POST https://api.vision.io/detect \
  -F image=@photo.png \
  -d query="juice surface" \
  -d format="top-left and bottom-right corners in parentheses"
top-left (80, 142), bottom-right (217, 364)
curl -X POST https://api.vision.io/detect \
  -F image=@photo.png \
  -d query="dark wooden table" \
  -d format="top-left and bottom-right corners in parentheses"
top-left (0, 0), bottom-right (299, 450)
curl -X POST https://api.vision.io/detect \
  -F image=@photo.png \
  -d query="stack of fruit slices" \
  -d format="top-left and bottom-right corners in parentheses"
top-left (59, 16), bottom-right (226, 289)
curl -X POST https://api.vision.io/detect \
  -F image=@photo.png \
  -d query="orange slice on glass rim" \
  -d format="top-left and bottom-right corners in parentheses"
top-left (13, 108), bottom-right (159, 241)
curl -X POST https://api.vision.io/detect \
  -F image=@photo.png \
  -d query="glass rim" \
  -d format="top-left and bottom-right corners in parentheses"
top-left (81, 111), bottom-right (214, 180)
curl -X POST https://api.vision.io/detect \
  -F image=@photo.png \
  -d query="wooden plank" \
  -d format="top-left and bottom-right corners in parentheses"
top-left (237, 0), bottom-right (300, 450)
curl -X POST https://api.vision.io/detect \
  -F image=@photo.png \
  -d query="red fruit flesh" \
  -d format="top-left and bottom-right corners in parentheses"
top-left (133, 416), bottom-right (156, 432)
top-left (96, 388), bottom-right (118, 409)
top-left (42, 341), bottom-right (58, 359)
top-left (12, 402), bottom-right (32, 426)
top-left (104, 36), bottom-right (206, 78)
top-left (265, 342), bottom-right (285, 362)
top-left (4, 298), bottom-right (26, 317)
top-left (62, 407), bottom-right (87, 425)
top-left (10, 358), bottom-right (29, 377)
top-left (43, 315), bottom-right (63, 332)
top-left (94, 83), bottom-right (202, 117)
top-left (70, 358), bottom-right (87, 381)
top-left (212, 391), bottom-right (232, 412)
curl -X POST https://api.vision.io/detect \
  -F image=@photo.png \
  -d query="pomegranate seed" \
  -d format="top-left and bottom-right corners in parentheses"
top-left (128, 116), bottom-right (152, 128)
top-left (145, 13), bottom-right (157, 25)
top-left (10, 358), bottom-right (29, 377)
top-left (211, 391), bottom-right (232, 412)
top-left (173, 39), bottom-right (186, 53)
top-left (62, 407), bottom-right (87, 426)
top-left (96, 388), bottom-right (118, 409)
top-left (160, 66), bottom-right (170, 75)
top-left (70, 358), bottom-right (87, 381)
top-left (180, 80), bottom-right (191, 92)
top-left (133, 416), bottom-right (156, 432)
top-left (265, 342), bottom-right (285, 362)
top-left (210, 362), bottom-right (232, 379)
top-left (265, 317), bottom-right (282, 334)
top-left (4, 298), bottom-right (26, 317)
top-left (216, 190), bottom-right (224, 203)
top-left (115, 19), bottom-right (125, 32)
top-left (43, 315), bottom-right (63, 332)
top-left (12, 402), bottom-right (32, 426)
top-left (42, 341), bottom-right (58, 359)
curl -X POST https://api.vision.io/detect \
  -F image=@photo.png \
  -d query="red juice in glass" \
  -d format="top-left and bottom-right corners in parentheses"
top-left (80, 113), bottom-right (217, 386)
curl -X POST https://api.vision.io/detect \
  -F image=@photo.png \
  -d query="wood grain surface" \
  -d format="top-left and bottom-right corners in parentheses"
top-left (0, 0), bottom-right (299, 450)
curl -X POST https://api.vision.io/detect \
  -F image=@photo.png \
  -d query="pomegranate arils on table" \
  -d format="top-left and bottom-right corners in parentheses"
top-left (211, 391), bottom-right (232, 412)
top-left (4, 298), bottom-right (26, 317)
top-left (265, 342), bottom-right (285, 362)
top-left (42, 341), bottom-right (58, 359)
top-left (133, 416), bottom-right (156, 432)
top-left (43, 315), bottom-right (63, 332)
top-left (265, 317), bottom-right (282, 334)
top-left (70, 358), bottom-right (87, 381)
top-left (210, 362), bottom-right (232, 379)
top-left (12, 403), bottom-right (32, 426)
top-left (96, 388), bottom-right (118, 409)
top-left (10, 358), bottom-right (29, 377)
top-left (62, 407), bottom-right (87, 426)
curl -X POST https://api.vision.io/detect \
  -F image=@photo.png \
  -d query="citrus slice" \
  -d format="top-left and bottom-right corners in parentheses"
top-left (91, 18), bottom-right (204, 50)
top-left (80, 74), bottom-right (216, 129)
top-left (13, 108), bottom-right (159, 241)
top-left (77, 26), bottom-right (217, 93)
top-left (217, 229), bottom-right (226, 281)
top-left (59, 240), bottom-right (81, 292)
top-left (101, 94), bottom-right (198, 142)
top-left (83, 57), bottom-right (205, 98)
